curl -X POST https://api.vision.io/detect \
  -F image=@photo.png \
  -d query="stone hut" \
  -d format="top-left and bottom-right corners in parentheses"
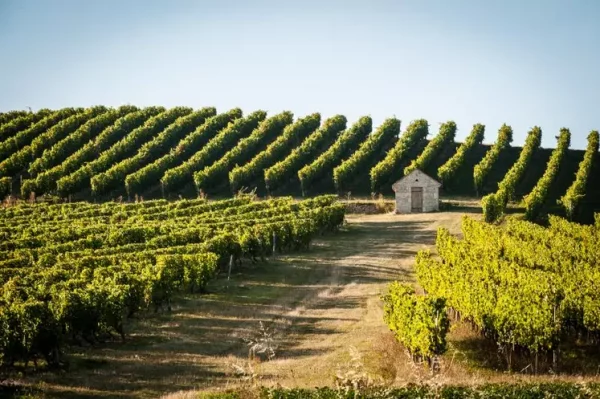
top-left (391, 169), bottom-right (441, 213)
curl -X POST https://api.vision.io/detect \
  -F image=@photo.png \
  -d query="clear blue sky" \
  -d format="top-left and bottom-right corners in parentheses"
top-left (1, 0), bottom-right (598, 149)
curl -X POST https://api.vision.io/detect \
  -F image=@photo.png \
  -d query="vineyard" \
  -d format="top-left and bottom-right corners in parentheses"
top-left (0, 194), bottom-right (344, 368)
top-left (2, 106), bottom-right (600, 397)
top-left (0, 107), bottom-right (599, 221)
top-left (413, 214), bottom-right (600, 372)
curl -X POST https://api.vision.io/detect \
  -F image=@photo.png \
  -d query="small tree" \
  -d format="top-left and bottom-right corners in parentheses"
top-left (482, 193), bottom-right (503, 223)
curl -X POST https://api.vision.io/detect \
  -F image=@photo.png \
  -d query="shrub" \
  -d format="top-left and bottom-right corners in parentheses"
top-left (382, 282), bottom-right (449, 365)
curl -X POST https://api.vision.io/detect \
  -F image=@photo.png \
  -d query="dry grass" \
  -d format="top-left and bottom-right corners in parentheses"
top-left (10, 211), bottom-right (600, 398)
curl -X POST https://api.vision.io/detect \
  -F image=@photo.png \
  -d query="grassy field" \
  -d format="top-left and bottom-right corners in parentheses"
top-left (10, 209), bottom-right (600, 398)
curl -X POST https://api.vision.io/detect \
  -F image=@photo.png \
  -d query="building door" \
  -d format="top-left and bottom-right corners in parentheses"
top-left (411, 187), bottom-right (423, 212)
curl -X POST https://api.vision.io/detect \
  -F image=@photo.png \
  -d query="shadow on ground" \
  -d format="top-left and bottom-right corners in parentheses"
top-left (16, 215), bottom-right (438, 398)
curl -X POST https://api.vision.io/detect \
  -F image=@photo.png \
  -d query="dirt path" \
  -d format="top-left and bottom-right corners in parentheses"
top-left (253, 212), bottom-right (465, 387)
top-left (24, 212), bottom-right (467, 398)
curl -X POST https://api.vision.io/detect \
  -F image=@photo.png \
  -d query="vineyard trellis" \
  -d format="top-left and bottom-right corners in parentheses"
top-left (0, 195), bottom-right (345, 367)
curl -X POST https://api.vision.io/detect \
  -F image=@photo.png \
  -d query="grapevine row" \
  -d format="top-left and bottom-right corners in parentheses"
top-left (89, 107), bottom-right (195, 195)
top-left (473, 124), bottom-right (513, 195)
top-left (48, 107), bottom-right (164, 196)
top-left (125, 109), bottom-right (242, 195)
top-left (0, 109), bottom-right (52, 142)
top-left (298, 116), bottom-right (372, 195)
top-left (161, 111), bottom-right (266, 193)
top-left (0, 110), bottom-right (30, 129)
top-left (558, 131), bottom-right (599, 219)
top-left (0, 108), bottom-right (83, 165)
top-left (404, 120), bottom-right (456, 176)
top-left (0, 107), bottom-right (108, 179)
top-left (333, 117), bottom-right (399, 192)
top-left (0, 177), bottom-right (11, 198)
top-left (91, 107), bottom-right (216, 195)
top-left (382, 282), bottom-right (449, 364)
top-left (482, 126), bottom-right (542, 222)
top-left (523, 128), bottom-right (571, 220)
top-left (194, 111), bottom-right (293, 193)
top-left (437, 123), bottom-right (485, 184)
top-left (229, 113), bottom-right (320, 193)
top-left (28, 105), bottom-right (139, 175)
top-left (370, 119), bottom-right (428, 192)
top-left (265, 115), bottom-right (347, 194)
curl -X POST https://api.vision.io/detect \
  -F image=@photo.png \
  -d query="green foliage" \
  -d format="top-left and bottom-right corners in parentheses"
top-left (482, 126), bottom-right (542, 223)
top-left (0, 195), bottom-right (345, 366)
top-left (28, 106), bottom-right (138, 177)
top-left (194, 111), bottom-right (293, 193)
top-left (0, 109), bottom-right (52, 142)
top-left (404, 120), bottom-right (456, 176)
top-left (126, 108), bottom-right (242, 195)
top-left (45, 107), bottom-right (164, 196)
top-left (333, 118), bottom-right (399, 192)
top-left (21, 106), bottom-right (140, 196)
top-left (265, 115), bottom-right (346, 194)
top-left (523, 128), bottom-right (571, 220)
top-left (382, 282), bottom-right (449, 361)
top-left (473, 124), bottom-right (513, 195)
top-left (0, 108), bottom-right (84, 174)
top-left (559, 131), bottom-right (599, 219)
top-left (0, 107), bottom-right (108, 178)
top-left (0, 110), bottom-right (30, 129)
top-left (481, 193), bottom-right (503, 223)
top-left (54, 107), bottom-right (188, 196)
top-left (161, 111), bottom-right (266, 193)
top-left (298, 116), bottom-right (372, 195)
top-left (416, 216), bottom-right (600, 369)
top-left (230, 113), bottom-right (320, 193)
top-left (0, 177), bottom-right (11, 198)
top-left (370, 119), bottom-right (427, 192)
top-left (438, 123), bottom-right (485, 184)
top-left (92, 107), bottom-right (218, 195)
top-left (90, 107), bottom-right (198, 195)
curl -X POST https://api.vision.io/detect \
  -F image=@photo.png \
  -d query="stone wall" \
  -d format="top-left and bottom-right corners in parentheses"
top-left (392, 169), bottom-right (440, 213)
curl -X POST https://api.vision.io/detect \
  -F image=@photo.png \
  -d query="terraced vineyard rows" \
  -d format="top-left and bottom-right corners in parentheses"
top-left (1, 105), bottom-right (599, 221)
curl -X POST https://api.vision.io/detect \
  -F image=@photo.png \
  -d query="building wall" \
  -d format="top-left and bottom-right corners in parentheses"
top-left (392, 170), bottom-right (440, 213)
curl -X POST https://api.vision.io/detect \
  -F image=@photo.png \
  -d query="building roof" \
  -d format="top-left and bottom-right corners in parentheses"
top-left (391, 169), bottom-right (442, 192)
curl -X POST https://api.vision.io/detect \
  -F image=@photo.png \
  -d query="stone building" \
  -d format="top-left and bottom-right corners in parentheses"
top-left (391, 169), bottom-right (441, 213)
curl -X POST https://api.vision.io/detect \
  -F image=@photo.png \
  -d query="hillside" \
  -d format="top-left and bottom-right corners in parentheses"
top-left (1, 107), bottom-right (598, 222)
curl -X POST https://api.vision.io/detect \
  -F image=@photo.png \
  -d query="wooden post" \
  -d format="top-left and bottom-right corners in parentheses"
top-left (227, 254), bottom-right (234, 281)
top-left (552, 304), bottom-right (559, 373)
top-left (272, 231), bottom-right (277, 255)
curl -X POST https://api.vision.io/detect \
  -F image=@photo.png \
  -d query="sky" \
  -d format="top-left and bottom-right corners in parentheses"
top-left (0, 0), bottom-right (599, 150)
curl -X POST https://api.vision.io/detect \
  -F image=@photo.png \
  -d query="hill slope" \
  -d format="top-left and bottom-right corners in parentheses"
top-left (1, 106), bottom-right (598, 221)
